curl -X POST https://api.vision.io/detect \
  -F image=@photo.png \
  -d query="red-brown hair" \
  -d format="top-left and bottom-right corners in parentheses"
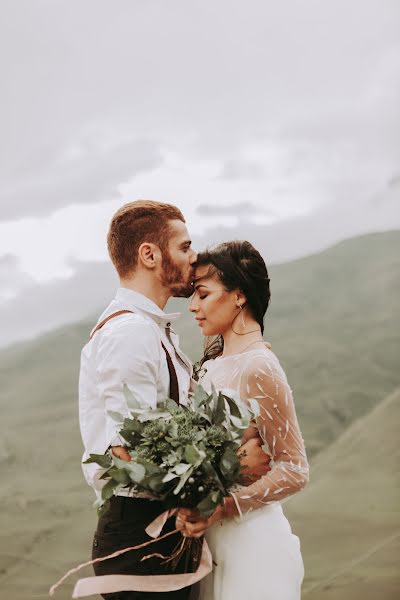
top-left (107, 200), bottom-right (185, 278)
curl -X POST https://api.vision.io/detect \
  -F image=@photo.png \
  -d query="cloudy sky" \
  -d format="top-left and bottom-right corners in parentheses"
top-left (0, 0), bottom-right (399, 346)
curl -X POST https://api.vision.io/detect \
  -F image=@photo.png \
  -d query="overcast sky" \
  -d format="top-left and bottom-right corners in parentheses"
top-left (0, 0), bottom-right (399, 346)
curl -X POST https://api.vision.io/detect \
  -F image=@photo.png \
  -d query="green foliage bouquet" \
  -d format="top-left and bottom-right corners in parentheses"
top-left (84, 384), bottom-right (259, 518)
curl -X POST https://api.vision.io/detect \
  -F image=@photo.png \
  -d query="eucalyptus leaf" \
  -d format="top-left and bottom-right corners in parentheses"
top-left (126, 462), bottom-right (147, 483)
top-left (174, 463), bottom-right (192, 475)
top-left (135, 456), bottom-right (165, 477)
top-left (173, 467), bottom-right (194, 495)
top-left (193, 385), bottom-right (209, 411)
top-left (137, 411), bottom-right (172, 422)
top-left (162, 472), bottom-right (179, 483)
top-left (83, 453), bottom-right (112, 469)
top-left (101, 479), bottom-right (118, 501)
top-left (184, 445), bottom-right (202, 465)
top-left (121, 418), bottom-right (141, 432)
top-left (146, 473), bottom-right (167, 493)
top-left (197, 411), bottom-right (212, 424)
top-left (168, 421), bottom-right (179, 438)
top-left (220, 447), bottom-right (240, 477)
top-left (211, 490), bottom-right (220, 503)
top-left (196, 493), bottom-right (218, 517)
top-left (214, 392), bottom-right (227, 426)
top-left (230, 415), bottom-right (248, 430)
top-left (165, 398), bottom-right (180, 413)
top-left (106, 466), bottom-right (131, 485)
top-left (223, 395), bottom-right (242, 419)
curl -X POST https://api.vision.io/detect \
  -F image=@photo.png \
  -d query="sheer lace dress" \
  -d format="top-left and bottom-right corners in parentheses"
top-left (199, 346), bottom-right (309, 517)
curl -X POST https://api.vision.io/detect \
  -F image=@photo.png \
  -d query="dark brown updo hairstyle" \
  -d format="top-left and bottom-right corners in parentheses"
top-left (196, 240), bottom-right (271, 366)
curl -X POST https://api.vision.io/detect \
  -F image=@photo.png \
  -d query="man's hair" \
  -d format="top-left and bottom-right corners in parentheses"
top-left (107, 200), bottom-right (185, 278)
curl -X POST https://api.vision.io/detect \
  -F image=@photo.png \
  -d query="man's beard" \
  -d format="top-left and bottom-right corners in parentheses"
top-left (161, 252), bottom-right (194, 298)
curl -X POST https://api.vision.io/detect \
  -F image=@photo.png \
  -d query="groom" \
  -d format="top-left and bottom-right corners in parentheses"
top-left (79, 200), bottom-right (270, 599)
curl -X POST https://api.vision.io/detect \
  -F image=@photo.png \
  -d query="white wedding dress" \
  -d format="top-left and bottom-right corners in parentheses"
top-left (195, 346), bottom-right (309, 600)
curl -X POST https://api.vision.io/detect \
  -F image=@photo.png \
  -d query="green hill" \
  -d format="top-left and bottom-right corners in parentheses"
top-left (265, 229), bottom-right (400, 455)
top-left (0, 230), bottom-right (399, 599)
top-left (285, 386), bottom-right (400, 600)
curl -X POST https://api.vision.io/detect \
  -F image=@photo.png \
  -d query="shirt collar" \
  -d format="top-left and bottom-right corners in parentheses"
top-left (115, 287), bottom-right (181, 327)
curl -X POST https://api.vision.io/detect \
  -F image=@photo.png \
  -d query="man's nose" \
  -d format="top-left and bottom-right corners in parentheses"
top-left (189, 249), bottom-right (197, 265)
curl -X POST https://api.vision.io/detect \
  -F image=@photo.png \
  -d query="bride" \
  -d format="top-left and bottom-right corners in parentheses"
top-left (176, 240), bottom-right (309, 600)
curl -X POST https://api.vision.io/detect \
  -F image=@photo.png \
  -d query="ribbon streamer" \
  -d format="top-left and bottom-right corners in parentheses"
top-left (49, 509), bottom-right (212, 597)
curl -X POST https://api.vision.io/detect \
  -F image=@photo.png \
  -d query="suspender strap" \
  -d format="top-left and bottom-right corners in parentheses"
top-left (89, 310), bottom-right (134, 339)
top-left (89, 310), bottom-right (180, 404)
top-left (161, 342), bottom-right (179, 404)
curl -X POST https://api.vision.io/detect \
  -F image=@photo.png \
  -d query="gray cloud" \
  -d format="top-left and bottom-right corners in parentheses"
top-left (0, 259), bottom-right (118, 347)
top-left (193, 175), bottom-right (400, 262)
top-left (0, 138), bottom-right (163, 221)
top-left (0, 254), bottom-right (35, 301)
top-left (0, 0), bottom-right (399, 222)
top-left (217, 159), bottom-right (265, 181)
top-left (387, 173), bottom-right (400, 190)
top-left (196, 201), bottom-right (276, 218)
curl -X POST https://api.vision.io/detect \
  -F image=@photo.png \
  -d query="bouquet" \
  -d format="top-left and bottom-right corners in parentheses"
top-left (84, 383), bottom-right (260, 519)
top-left (49, 385), bottom-right (260, 597)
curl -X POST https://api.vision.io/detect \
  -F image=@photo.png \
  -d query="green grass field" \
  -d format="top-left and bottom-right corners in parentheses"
top-left (0, 230), bottom-right (399, 599)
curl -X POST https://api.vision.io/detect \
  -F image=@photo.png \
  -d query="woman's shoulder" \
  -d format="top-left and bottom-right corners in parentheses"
top-left (241, 347), bottom-right (286, 380)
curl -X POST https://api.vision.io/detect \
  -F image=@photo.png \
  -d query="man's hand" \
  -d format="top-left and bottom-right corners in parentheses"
top-left (238, 431), bottom-right (271, 484)
top-left (111, 445), bottom-right (131, 461)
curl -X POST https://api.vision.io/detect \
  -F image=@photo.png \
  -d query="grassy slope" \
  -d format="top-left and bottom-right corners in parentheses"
top-left (285, 386), bottom-right (400, 600)
top-left (263, 230), bottom-right (400, 455)
top-left (0, 230), bottom-right (399, 599)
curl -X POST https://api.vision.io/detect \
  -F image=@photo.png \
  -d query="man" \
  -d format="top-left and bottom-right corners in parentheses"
top-left (79, 200), bottom-right (270, 599)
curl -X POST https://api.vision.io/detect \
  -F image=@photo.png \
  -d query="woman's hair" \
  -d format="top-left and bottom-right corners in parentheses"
top-left (196, 240), bottom-right (271, 365)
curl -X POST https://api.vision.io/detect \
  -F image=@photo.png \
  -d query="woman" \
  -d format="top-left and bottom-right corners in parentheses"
top-left (177, 240), bottom-right (309, 600)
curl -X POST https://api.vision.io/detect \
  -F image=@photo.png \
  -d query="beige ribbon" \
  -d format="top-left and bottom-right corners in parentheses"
top-left (49, 509), bottom-right (212, 597)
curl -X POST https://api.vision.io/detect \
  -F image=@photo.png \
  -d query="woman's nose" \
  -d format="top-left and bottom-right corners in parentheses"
top-left (189, 297), bottom-right (198, 312)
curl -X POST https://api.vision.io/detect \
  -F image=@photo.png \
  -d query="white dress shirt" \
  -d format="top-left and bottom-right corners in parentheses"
top-left (79, 287), bottom-right (192, 500)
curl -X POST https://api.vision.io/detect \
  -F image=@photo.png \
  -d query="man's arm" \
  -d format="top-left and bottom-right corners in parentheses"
top-left (238, 436), bottom-right (271, 483)
top-left (96, 317), bottom-right (162, 453)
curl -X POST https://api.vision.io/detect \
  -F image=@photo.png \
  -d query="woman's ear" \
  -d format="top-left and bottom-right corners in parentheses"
top-left (235, 291), bottom-right (247, 308)
top-left (138, 242), bottom-right (159, 269)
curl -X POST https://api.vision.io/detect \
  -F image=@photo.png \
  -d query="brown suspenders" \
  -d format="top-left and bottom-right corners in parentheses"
top-left (89, 310), bottom-right (180, 404)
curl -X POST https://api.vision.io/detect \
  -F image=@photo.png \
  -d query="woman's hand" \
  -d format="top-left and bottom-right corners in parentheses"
top-left (175, 505), bottom-right (224, 538)
top-left (111, 445), bottom-right (131, 461)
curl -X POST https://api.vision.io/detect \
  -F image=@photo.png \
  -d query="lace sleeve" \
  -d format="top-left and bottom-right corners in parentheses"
top-left (230, 351), bottom-right (309, 517)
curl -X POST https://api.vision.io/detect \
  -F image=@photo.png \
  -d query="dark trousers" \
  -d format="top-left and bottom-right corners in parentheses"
top-left (92, 496), bottom-right (196, 600)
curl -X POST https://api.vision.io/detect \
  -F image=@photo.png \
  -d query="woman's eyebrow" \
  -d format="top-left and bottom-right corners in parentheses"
top-left (194, 282), bottom-right (209, 290)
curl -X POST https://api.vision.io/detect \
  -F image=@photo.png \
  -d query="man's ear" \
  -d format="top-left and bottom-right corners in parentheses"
top-left (138, 242), bottom-right (159, 269)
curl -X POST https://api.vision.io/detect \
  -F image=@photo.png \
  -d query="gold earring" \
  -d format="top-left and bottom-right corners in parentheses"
top-left (237, 304), bottom-right (246, 328)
